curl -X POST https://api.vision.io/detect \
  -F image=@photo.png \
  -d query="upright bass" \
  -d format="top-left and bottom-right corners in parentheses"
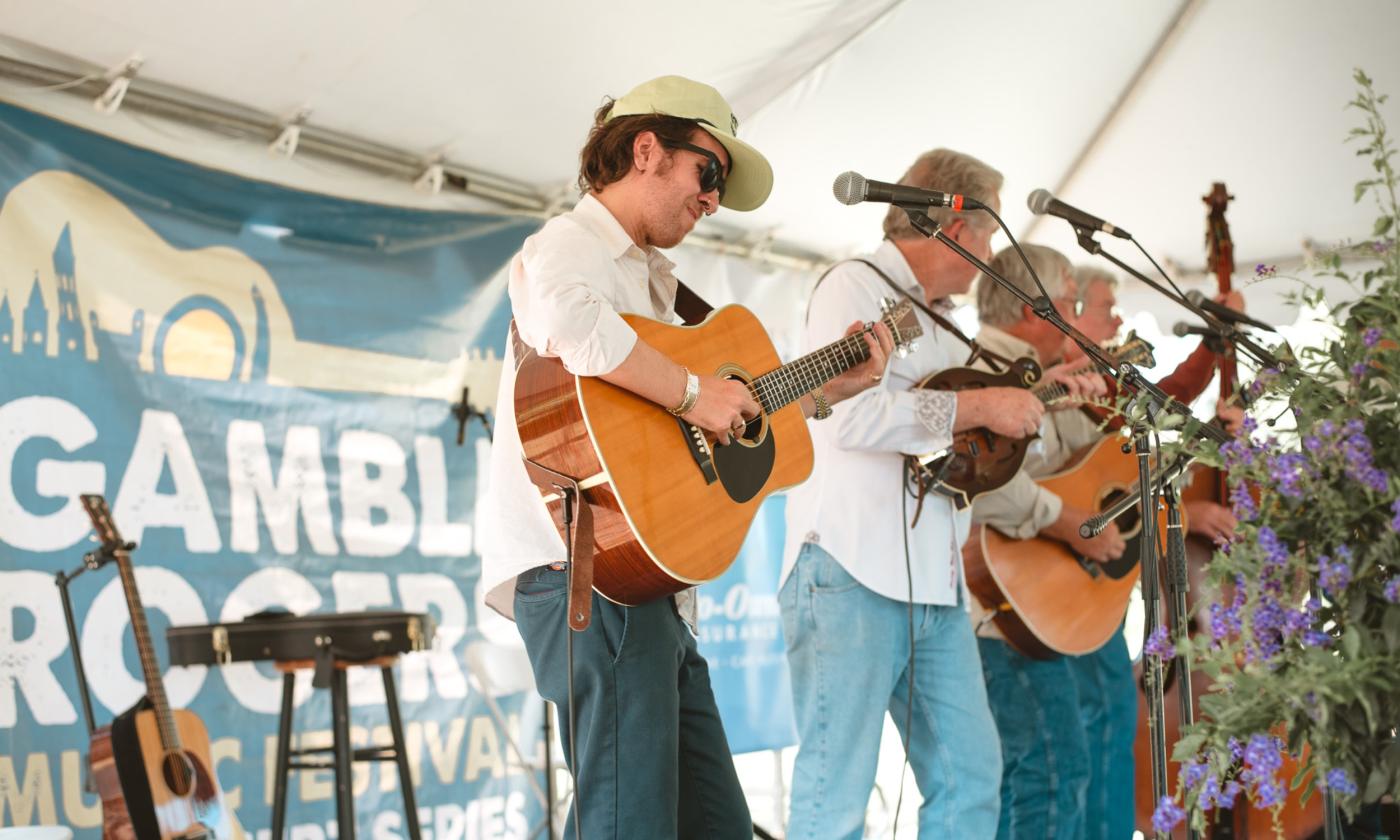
top-left (1132, 185), bottom-right (1322, 838)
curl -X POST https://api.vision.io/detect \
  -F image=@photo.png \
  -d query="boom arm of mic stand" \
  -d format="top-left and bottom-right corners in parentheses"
top-left (1072, 226), bottom-right (1285, 371)
top-left (1080, 451), bottom-right (1197, 538)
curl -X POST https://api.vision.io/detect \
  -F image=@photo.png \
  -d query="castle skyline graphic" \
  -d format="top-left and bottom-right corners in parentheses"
top-left (0, 171), bottom-right (505, 412)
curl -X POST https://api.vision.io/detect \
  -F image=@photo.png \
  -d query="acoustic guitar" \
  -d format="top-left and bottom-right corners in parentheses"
top-left (514, 300), bottom-right (922, 605)
top-left (81, 494), bottom-right (244, 840)
top-left (912, 333), bottom-right (1155, 510)
top-left (962, 436), bottom-right (1176, 658)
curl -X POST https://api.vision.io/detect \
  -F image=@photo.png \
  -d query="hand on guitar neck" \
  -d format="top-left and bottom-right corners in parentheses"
top-left (1042, 504), bottom-right (1126, 565)
top-left (1039, 360), bottom-right (1110, 409)
top-left (603, 319), bottom-right (894, 445)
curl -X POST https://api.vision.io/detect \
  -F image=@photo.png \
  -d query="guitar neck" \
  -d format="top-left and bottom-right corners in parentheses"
top-left (750, 329), bottom-right (874, 412)
top-left (113, 550), bottom-right (181, 753)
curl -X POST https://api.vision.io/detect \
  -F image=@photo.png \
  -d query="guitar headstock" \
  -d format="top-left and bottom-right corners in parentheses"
top-left (879, 298), bottom-right (924, 359)
top-left (1106, 330), bottom-right (1157, 370)
top-left (80, 494), bottom-right (131, 555)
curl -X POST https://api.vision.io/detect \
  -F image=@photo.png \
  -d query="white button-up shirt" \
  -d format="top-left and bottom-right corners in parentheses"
top-left (782, 240), bottom-right (969, 606)
top-left (479, 195), bottom-right (682, 620)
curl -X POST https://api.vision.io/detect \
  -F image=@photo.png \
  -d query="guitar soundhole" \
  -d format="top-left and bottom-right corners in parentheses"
top-left (161, 750), bottom-right (195, 796)
top-left (1100, 488), bottom-right (1141, 539)
top-left (1093, 486), bottom-right (1145, 581)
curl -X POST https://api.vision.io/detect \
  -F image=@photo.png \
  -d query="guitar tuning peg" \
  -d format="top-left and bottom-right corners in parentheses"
top-left (897, 341), bottom-right (917, 359)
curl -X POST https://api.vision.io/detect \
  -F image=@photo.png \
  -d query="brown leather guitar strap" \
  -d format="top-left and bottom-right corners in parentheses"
top-left (522, 457), bottom-right (597, 632)
top-left (672, 279), bottom-right (715, 325)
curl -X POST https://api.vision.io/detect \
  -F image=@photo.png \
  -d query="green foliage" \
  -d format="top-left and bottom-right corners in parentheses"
top-left (1148, 70), bottom-right (1400, 833)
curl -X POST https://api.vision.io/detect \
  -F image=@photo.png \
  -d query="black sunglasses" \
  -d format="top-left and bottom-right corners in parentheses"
top-left (673, 141), bottom-right (727, 201)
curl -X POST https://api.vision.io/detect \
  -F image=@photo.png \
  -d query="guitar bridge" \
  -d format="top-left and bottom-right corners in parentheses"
top-left (677, 418), bottom-right (718, 484)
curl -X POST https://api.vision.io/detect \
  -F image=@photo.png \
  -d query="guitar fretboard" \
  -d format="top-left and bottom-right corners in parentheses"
top-left (113, 549), bottom-right (182, 753)
top-left (749, 330), bottom-right (874, 412)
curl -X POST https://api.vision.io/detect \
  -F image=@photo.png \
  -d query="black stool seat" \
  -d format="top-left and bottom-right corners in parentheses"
top-left (269, 655), bottom-right (421, 840)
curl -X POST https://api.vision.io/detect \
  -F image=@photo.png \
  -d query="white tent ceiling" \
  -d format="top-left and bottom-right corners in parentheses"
top-left (3, 0), bottom-right (1399, 279)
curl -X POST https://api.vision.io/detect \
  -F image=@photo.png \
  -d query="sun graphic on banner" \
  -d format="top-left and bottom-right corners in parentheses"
top-left (160, 308), bottom-right (239, 380)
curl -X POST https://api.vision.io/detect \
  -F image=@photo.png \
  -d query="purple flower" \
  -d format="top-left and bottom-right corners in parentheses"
top-left (1230, 480), bottom-right (1258, 521)
top-left (1198, 774), bottom-right (1223, 809)
top-left (1220, 780), bottom-right (1243, 808)
top-left (1352, 361), bottom-right (1369, 378)
top-left (1255, 263), bottom-right (1277, 278)
top-left (1145, 625), bottom-right (1174, 659)
top-left (1180, 760), bottom-right (1210, 791)
top-left (1210, 602), bottom-right (1242, 641)
top-left (1244, 733), bottom-right (1284, 775)
top-left (1220, 437), bottom-right (1258, 470)
top-left (1385, 576), bottom-right (1400, 604)
top-left (1364, 327), bottom-right (1383, 347)
top-left (1257, 527), bottom-right (1289, 567)
top-left (1390, 497), bottom-right (1400, 533)
top-left (1324, 768), bottom-right (1358, 796)
top-left (1319, 554), bottom-right (1352, 596)
top-left (1153, 796), bottom-right (1186, 833)
top-left (1254, 779), bottom-right (1285, 809)
top-left (1303, 628), bottom-right (1333, 648)
top-left (1228, 737), bottom-right (1245, 762)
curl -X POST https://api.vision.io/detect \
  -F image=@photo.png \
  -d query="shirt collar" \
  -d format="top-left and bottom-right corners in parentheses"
top-left (570, 194), bottom-right (676, 274)
top-left (571, 194), bottom-right (678, 310)
top-left (975, 323), bottom-right (1041, 363)
top-left (872, 239), bottom-right (954, 314)
top-left (570, 194), bottom-right (639, 261)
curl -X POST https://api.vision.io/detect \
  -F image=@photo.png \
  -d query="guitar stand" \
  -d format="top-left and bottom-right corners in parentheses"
top-left (55, 543), bottom-right (128, 792)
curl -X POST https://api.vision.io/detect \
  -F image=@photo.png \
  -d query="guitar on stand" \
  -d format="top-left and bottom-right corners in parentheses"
top-left (81, 494), bottom-right (244, 840)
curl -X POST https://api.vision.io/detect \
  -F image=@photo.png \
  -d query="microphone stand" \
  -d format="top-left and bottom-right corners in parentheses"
top-left (1070, 225), bottom-right (1285, 372)
top-left (899, 205), bottom-right (1221, 839)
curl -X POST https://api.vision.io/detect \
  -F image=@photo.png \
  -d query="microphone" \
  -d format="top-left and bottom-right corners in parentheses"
top-left (1173, 322), bottom-right (1223, 338)
top-left (833, 171), bottom-right (984, 210)
top-left (1183, 290), bottom-right (1275, 332)
top-left (1026, 189), bottom-right (1132, 240)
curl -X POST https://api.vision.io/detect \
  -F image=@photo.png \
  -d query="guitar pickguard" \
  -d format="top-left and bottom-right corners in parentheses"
top-left (710, 424), bottom-right (776, 503)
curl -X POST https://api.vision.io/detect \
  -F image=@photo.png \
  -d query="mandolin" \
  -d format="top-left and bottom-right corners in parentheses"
top-left (82, 494), bottom-right (244, 840)
top-left (910, 333), bottom-right (1155, 510)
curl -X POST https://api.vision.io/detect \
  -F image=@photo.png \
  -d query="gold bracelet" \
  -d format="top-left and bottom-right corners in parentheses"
top-left (669, 368), bottom-right (700, 417)
top-left (810, 387), bottom-right (832, 420)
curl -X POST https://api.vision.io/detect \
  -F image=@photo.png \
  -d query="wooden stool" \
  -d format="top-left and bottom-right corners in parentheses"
top-left (269, 656), bottom-right (420, 840)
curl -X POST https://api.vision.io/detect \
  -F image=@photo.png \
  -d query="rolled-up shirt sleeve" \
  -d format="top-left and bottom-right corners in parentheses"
top-left (510, 231), bottom-right (638, 377)
top-left (807, 264), bottom-right (957, 455)
top-left (974, 470), bottom-right (1063, 539)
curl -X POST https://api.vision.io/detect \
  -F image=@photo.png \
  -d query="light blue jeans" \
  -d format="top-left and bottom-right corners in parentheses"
top-left (978, 638), bottom-right (1091, 839)
top-left (1065, 629), bottom-right (1137, 840)
top-left (780, 542), bottom-right (1002, 839)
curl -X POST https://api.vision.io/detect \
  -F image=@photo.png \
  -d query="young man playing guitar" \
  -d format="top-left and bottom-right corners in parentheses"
top-left (479, 75), bottom-right (892, 839)
top-left (781, 150), bottom-right (1084, 838)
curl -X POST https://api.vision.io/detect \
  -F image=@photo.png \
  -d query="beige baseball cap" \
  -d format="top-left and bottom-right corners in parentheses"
top-left (608, 75), bottom-right (773, 212)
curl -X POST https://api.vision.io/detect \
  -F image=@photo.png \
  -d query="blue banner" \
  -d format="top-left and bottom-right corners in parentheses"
top-left (0, 101), bottom-right (549, 839)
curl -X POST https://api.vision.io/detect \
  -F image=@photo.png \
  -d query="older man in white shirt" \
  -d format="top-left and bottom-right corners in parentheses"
top-left (781, 149), bottom-right (1052, 839)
